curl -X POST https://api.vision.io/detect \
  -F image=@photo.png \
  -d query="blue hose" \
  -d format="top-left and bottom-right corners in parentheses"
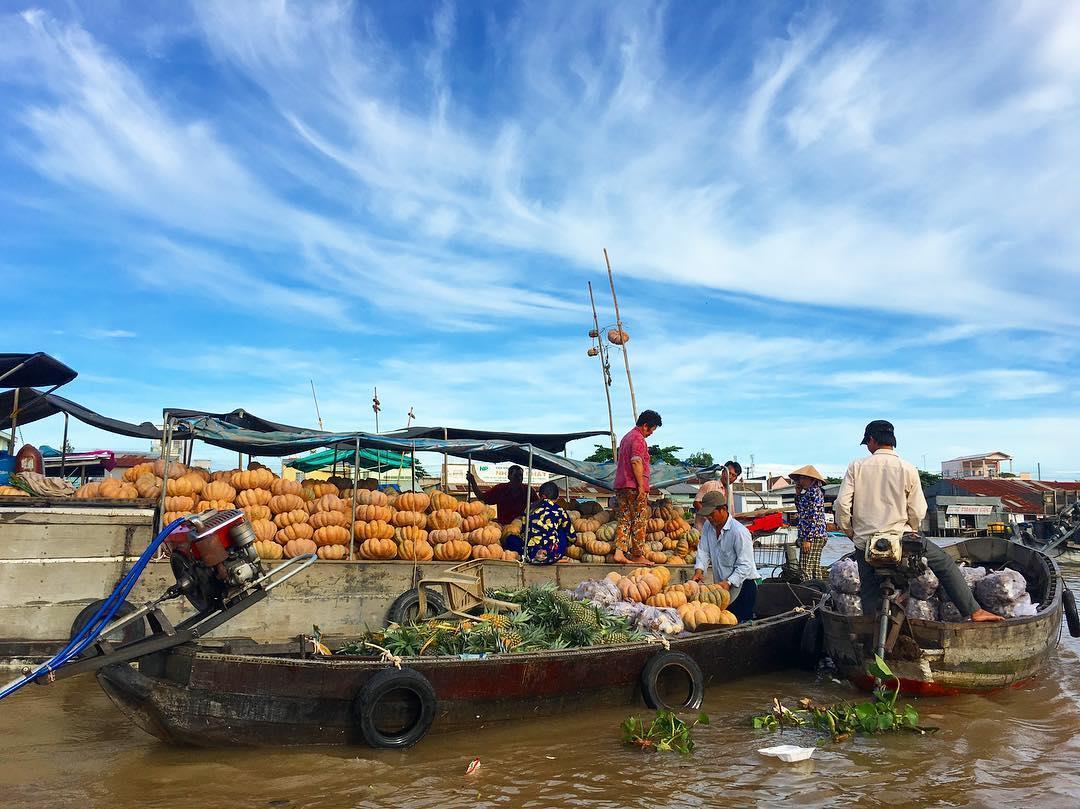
top-left (0, 517), bottom-right (186, 702)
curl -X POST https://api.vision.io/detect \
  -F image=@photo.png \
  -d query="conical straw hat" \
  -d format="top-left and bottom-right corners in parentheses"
top-left (789, 464), bottom-right (825, 483)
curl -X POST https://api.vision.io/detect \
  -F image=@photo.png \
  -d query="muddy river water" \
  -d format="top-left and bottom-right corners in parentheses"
top-left (1, 553), bottom-right (1078, 808)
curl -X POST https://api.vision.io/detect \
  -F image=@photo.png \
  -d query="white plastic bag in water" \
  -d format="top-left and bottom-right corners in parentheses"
top-left (829, 558), bottom-right (861, 595)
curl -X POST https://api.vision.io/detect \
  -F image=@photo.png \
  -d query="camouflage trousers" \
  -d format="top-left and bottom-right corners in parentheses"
top-left (613, 488), bottom-right (648, 557)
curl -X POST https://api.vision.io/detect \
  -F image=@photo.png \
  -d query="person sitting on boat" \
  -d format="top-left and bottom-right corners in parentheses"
top-left (834, 420), bottom-right (1002, 623)
top-left (466, 465), bottom-right (536, 525)
top-left (790, 464), bottom-right (829, 579)
top-left (516, 481), bottom-right (576, 565)
top-left (613, 409), bottom-right (663, 565)
top-left (692, 491), bottom-right (759, 622)
top-left (693, 460), bottom-right (742, 530)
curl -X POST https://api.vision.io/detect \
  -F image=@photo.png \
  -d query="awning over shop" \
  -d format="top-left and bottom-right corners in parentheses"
top-left (285, 446), bottom-right (412, 473)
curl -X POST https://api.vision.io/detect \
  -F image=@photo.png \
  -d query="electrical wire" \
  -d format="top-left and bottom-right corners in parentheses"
top-left (0, 517), bottom-right (185, 702)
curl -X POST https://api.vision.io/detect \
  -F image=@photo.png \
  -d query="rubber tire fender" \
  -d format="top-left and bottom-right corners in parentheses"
top-left (386, 588), bottom-right (447, 625)
top-left (640, 650), bottom-right (705, 711)
top-left (799, 614), bottom-right (824, 671)
top-left (70, 598), bottom-right (148, 650)
top-left (352, 666), bottom-right (437, 749)
top-left (1064, 587), bottom-right (1080, 639)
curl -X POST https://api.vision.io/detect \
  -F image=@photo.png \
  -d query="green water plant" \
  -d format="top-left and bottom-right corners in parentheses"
top-left (621, 710), bottom-right (710, 755)
top-left (751, 656), bottom-right (935, 742)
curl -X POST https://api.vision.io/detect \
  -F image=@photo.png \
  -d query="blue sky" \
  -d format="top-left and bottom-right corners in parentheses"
top-left (2, 1), bottom-right (1078, 479)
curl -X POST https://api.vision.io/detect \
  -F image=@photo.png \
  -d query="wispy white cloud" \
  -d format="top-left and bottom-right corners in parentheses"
top-left (84, 328), bottom-right (135, 339)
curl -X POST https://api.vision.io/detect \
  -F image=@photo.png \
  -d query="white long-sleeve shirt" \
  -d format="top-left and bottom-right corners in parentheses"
top-left (694, 515), bottom-right (758, 600)
top-left (834, 448), bottom-right (926, 550)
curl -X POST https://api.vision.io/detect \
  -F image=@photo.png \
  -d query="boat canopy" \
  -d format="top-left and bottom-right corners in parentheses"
top-left (382, 426), bottom-right (610, 454)
top-left (0, 353), bottom-right (77, 389)
top-left (285, 446), bottom-right (412, 473)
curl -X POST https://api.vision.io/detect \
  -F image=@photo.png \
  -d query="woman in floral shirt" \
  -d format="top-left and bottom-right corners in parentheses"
top-left (521, 482), bottom-right (576, 565)
top-left (790, 465), bottom-right (828, 579)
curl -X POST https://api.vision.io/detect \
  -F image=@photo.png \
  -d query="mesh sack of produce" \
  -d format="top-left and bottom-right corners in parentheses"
top-left (828, 557), bottom-right (861, 595)
top-left (904, 596), bottom-right (939, 620)
top-left (995, 592), bottom-right (1038, 618)
top-left (831, 592), bottom-right (863, 616)
top-left (570, 578), bottom-right (620, 607)
top-left (959, 565), bottom-right (987, 588)
top-left (606, 600), bottom-right (648, 622)
top-left (908, 568), bottom-right (940, 600)
top-left (975, 569), bottom-right (1027, 610)
top-left (938, 600), bottom-right (965, 622)
top-left (635, 605), bottom-right (683, 635)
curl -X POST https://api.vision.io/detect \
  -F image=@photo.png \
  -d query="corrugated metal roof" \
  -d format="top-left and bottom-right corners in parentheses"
top-left (942, 478), bottom-right (1079, 513)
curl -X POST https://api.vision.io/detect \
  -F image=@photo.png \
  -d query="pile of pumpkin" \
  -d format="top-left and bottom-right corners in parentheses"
top-left (564, 499), bottom-right (699, 566)
top-left (605, 566), bottom-right (738, 631)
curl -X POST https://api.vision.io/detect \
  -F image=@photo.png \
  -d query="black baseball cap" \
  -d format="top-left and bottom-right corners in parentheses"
top-left (861, 419), bottom-right (897, 446)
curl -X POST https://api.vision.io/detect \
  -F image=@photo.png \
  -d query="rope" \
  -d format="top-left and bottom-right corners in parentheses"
top-left (645, 633), bottom-right (671, 650)
top-left (362, 642), bottom-right (403, 669)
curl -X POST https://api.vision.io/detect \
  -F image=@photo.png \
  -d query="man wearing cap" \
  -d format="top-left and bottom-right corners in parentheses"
top-left (692, 491), bottom-right (759, 623)
top-left (790, 465), bottom-right (828, 579)
top-left (835, 420), bottom-right (1002, 622)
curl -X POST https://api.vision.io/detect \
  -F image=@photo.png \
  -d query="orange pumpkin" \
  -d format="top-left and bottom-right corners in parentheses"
top-left (162, 511), bottom-right (189, 524)
top-left (392, 510), bottom-right (427, 529)
top-left (210, 469), bottom-right (238, 482)
top-left (275, 522), bottom-right (314, 544)
top-left (694, 584), bottom-right (731, 610)
top-left (646, 589), bottom-right (688, 609)
top-left (429, 527), bottom-right (463, 544)
top-left (317, 544), bottom-right (349, 560)
top-left (283, 538), bottom-right (318, 558)
top-left (165, 477), bottom-right (194, 497)
top-left (354, 504), bottom-right (393, 523)
top-left (164, 496), bottom-right (194, 513)
top-left (395, 525), bottom-right (428, 544)
top-left (153, 459), bottom-right (187, 479)
top-left (457, 500), bottom-right (485, 518)
top-left (231, 468), bottom-right (275, 491)
top-left (236, 488), bottom-right (272, 508)
top-left (501, 550), bottom-right (519, 561)
top-left (269, 493), bottom-right (306, 514)
top-left (358, 537), bottom-right (397, 560)
top-left (461, 514), bottom-right (490, 533)
top-left (313, 525), bottom-right (350, 547)
top-left (430, 491), bottom-right (459, 512)
top-left (398, 539), bottom-right (434, 561)
top-left (270, 478), bottom-right (303, 497)
top-left (309, 510), bottom-right (349, 529)
top-left (203, 481), bottom-right (236, 502)
top-left (254, 539), bottom-right (283, 560)
top-left (428, 509), bottom-right (463, 531)
top-left (630, 565), bottom-right (670, 589)
top-left (433, 539), bottom-right (472, 561)
top-left (310, 494), bottom-right (346, 514)
top-left (76, 482), bottom-right (102, 498)
top-left (195, 499), bottom-right (234, 511)
top-left (617, 577), bottom-right (653, 603)
top-left (566, 544), bottom-right (583, 560)
top-left (396, 492), bottom-right (430, 513)
top-left (583, 538), bottom-right (613, 556)
top-left (124, 462), bottom-right (155, 482)
top-left (353, 520), bottom-right (395, 541)
top-left (469, 524), bottom-right (502, 546)
top-left (134, 475), bottom-right (163, 499)
top-left (355, 489), bottom-right (389, 507)
top-left (241, 504), bottom-right (271, 522)
top-left (471, 543), bottom-right (506, 560)
top-left (677, 602), bottom-right (735, 631)
top-left (249, 519), bottom-right (277, 543)
top-left (273, 509), bottom-right (309, 528)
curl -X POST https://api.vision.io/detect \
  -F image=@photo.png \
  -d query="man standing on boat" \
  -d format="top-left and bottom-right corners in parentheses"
top-left (693, 460), bottom-right (743, 530)
top-left (692, 491), bottom-right (759, 622)
top-left (466, 464), bottom-right (535, 525)
top-left (834, 420), bottom-right (1002, 622)
top-left (612, 409), bottom-right (663, 565)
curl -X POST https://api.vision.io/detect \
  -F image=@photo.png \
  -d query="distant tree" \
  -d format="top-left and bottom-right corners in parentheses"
top-left (919, 470), bottom-right (941, 487)
top-left (685, 450), bottom-right (714, 468)
top-left (584, 444), bottom-right (614, 463)
top-left (825, 476), bottom-right (842, 485)
top-left (583, 443), bottom-right (685, 465)
top-left (999, 472), bottom-right (1017, 478)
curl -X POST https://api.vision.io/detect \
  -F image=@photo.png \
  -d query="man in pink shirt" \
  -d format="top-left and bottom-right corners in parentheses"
top-left (613, 409), bottom-right (663, 565)
top-left (693, 460), bottom-right (742, 529)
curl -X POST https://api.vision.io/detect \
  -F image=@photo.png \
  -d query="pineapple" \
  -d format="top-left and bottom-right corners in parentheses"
top-left (497, 609), bottom-right (532, 651)
top-left (567, 601), bottom-right (599, 628)
top-left (479, 612), bottom-right (510, 632)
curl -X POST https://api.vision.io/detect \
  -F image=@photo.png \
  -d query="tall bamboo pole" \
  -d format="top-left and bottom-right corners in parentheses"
top-left (603, 248), bottom-right (637, 422)
top-left (349, 437), bottom-right (360, 561)
top-left (588, 281), bottom-right (618, 461)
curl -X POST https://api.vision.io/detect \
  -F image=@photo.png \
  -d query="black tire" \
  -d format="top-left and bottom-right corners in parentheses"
top-left (803, 579), bottom-right (829, 594)
top-left (386, 588), bottom-right (446, 625)
top-left (640, 651), bottom-right (705, 711)
top-left (799, 615), bottom-right (824, 671)
top-left (352, 667), bottom-right (437, 749)
top-left (1064, 588), bottom-right (1080, 638)
top-left (70, 599), bottom-right (147, 656)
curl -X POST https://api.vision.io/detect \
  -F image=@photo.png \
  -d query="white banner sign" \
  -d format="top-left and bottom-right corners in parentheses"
top-left (946, 504), bottom-right (994, 515)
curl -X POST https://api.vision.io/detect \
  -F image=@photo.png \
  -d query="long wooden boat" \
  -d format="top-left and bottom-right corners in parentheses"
top-left (820, 538), bottom-right (1065, 696)
top-left (96, 582), bottom-right (821, 748)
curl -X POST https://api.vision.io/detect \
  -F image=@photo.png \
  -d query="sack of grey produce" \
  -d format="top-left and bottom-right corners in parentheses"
top-left (908, 568), bottom-right (940, 600)
top-left (904, 596), bottom-right (939, 620)
top-left (828, 557), bottom-right (861, 595)
top-left (995, 592), bottom-right (1038, 618)
top-left (831, 592), bottom-right (863, 616)
top-left (939, 599), bottom-right (964, 622)
top-left (959, 564), bottom-right (987, 588)
top-left (974, 569), bottom-right (1027, 614)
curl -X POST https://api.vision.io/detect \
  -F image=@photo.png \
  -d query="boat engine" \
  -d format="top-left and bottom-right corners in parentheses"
top-left (164, 509), bottom-right (264, 612)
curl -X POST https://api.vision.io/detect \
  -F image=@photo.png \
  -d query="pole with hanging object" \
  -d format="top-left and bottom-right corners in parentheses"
top-left (587, 281), bottom-right (618, 461)
top-left (372, 387), bottom-right (381, 485)
top-left (349, 437), bottom-right (360, 561)
top-left (60, 413), bottom-right (69, 480)
top-left (411, 441), bottom-right (417, 491)
top-left (523, 444), bottom-right (534, 555)
top-left (603, 248), bottom-right (637, 423)
top-left (309, 380), bottom-right (324, 431)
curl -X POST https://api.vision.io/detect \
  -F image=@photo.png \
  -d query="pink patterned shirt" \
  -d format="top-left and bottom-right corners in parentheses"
top-left (614, 427), bottom-right (650, 490)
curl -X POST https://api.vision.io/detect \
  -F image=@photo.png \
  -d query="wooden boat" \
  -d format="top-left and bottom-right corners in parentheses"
top-left (96, 582), bottom-right (821, 748)
top-left (820, 538), bottom-right (1066, 696)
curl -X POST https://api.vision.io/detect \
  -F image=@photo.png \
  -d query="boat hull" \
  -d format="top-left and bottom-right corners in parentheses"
top-left (821, 539), bottom-right (1063, 695)
top-left (97, 584), bottom-right (819, 747)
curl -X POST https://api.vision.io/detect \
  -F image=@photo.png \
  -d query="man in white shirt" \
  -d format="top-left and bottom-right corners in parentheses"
top-left (692, 491), bottom-right (759, 622)
top-left (835, 420), bottom-right (1001, 622)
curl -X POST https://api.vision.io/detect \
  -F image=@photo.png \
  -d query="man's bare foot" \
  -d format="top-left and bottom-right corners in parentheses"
top-left (612, 549), bottom-right (631, 564)
top-left (971, 608), bottom-right (1004, 622)
top-left (626, 555), bottom-right (656, 566)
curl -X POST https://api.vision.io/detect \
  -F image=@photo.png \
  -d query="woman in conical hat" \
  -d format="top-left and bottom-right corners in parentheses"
top-left (790, 465), bottom-right (828, 579)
